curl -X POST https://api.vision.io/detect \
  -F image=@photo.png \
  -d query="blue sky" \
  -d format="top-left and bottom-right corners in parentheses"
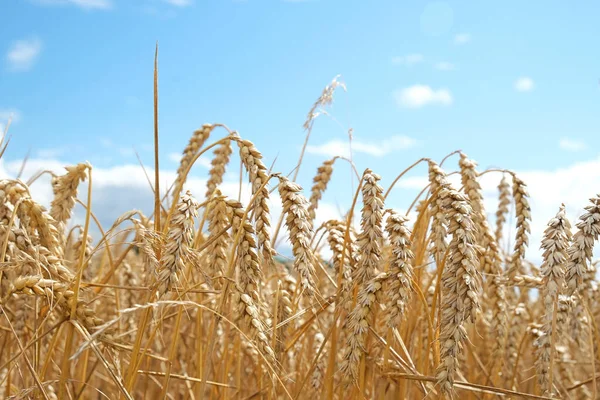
top-left (2, 0), bottom-right (600, 258)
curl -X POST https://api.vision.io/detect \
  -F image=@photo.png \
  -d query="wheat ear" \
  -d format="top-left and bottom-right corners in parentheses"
top-left (206, 139), bottom-right (233, 200)
top-left (353, 169), bottom-right (385, 287)
top-left (277, 176), bottom-right (317, 295)
top-left (49, 163), bottom-right (89, 236)
top-left (174, 124), bottom-right (214, 197)
top-left (383, 211), bottom-right (414, 328)
top-left (154, 190), bottom-right (199, 296)
top-left (236, 137), bottom-right (276, 264)
top-left (308, 158), bottom-right (336, 221)
top-left (535, 204), bottom-right (571, 396)
top-left (429, 160), bottom-right (480, 396)
top-left (495, 175), bottom-right (511, 245)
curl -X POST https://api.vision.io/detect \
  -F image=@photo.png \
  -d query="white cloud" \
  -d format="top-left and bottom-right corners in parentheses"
top-left (559, 138), bottom-right (586, 152)
top-left (0, 156), bottom-right (345, 258)
top-left (515, 77), bottom-right (534, 92)
top-left (6, 37), bottom-right (42, 72)
top-left (394, 85), bottom-right (453, 108)
top-left (435, 61), bottom-right (455, 71)
top-left (163, 0), bottom-right (192, 6)
top-left (306, 135), bottom-right (418, 158)
top-left (454, 33), bottom-right (470, 45)
top-left (383, 157), bottom-right (600, 262)
top-left (392, 54), bottom-right (424, 66)
top-left (6, 151), bottom-right (600, 263)
top-left (32, 0), bottom-right (112, 10)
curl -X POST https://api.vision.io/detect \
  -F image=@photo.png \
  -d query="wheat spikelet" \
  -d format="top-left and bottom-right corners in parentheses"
top-left (226, 198), bottom-right (263, 303)
top-left (311, 332), bottom-right (326, 392)
top-left (428, 161), bottom-right (449, 265)
top-left (458, 153), bottom-right (501, 277)
top-left (487, 270), bottom-right (508, 364)
top-left (277, 176), bottom-right (317, 295)
top-left (565, 196), bottom-right (600, 298)
top-left (236, 137), bottom-right (275, 264)
top-left (132, 219), bottom-right (162, 279)
top-left (230, 284), bottom-right (277, 367)
top-left (382, 211), bottom-right (414, 328)
top-left (206, 190), bottom-right (230, 284)
top-left (506, 175), bottom-right (531, 279)
top-left (495, 175), bottom-right (511, 244)
top-left (535, 204), bottom-right (571, 396)
top-left (174, 124), bottom-right (214, 197)
top-left (340, 271), bottom-right (387, 382)
top-left (154, 190), bottom-right (199, 296)
top-left (308, 158), bottom-right (335, 221)
top-left (503, 302), bottom-right (529, 387)
top-left (49, 163), bottom-right (89, 235)
top-left (3, 274), bottom-right (106, 336)
top-left (71, 232), bottom-right (93, 281)
top-left (353, 169), bottom-right (385, 287)
top-left (325, 220), bottom-right (357, 311)
top-left (429, 161), bottom-right (480, 396)
top-left (303, 75), bottom-right (346, 130)
top-left (206, 139), bottom-right (233, 200)
top-left (275, 280), bottom-right (293, 359)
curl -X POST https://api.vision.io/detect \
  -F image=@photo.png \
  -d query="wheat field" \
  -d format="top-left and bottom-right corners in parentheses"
top-left (0, 73), bottom-right (598, 400)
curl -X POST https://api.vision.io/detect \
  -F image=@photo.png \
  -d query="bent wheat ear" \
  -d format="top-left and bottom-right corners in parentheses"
top-left (174, 124), bottom-right (215, 199)
top-left (206, 139), bottom-right (233, 200)
top-left (495, 175), bottom-right (511, 245)
top-left (50, 163), bottom-right (89, 236)
top-left (308, 158), bottom-right (335, 221)
top-left (565, 195), bottom-right (600, 299)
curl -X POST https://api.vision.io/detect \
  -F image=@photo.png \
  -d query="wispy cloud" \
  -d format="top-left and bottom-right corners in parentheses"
top-left (32, 0), bottom-right (112, 10)
top-left (163, 0), bottom-right (192, 6)
top-left (515, 77), bottom-right (534, 92)
top-left (391, 54), bottom-right (424, 66)
top-left (435, 61), bottom-right (455, 71)
top-left (306, 135), bottom-right (417, 158)
top-left (394, 85), bottom-right (453, 108)
top-left (453, 33), bottom-right (470, 45)
top-left (6, 37), bottom-right (42, 72)
top-left (559, 138), bottom-right (586, 152)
